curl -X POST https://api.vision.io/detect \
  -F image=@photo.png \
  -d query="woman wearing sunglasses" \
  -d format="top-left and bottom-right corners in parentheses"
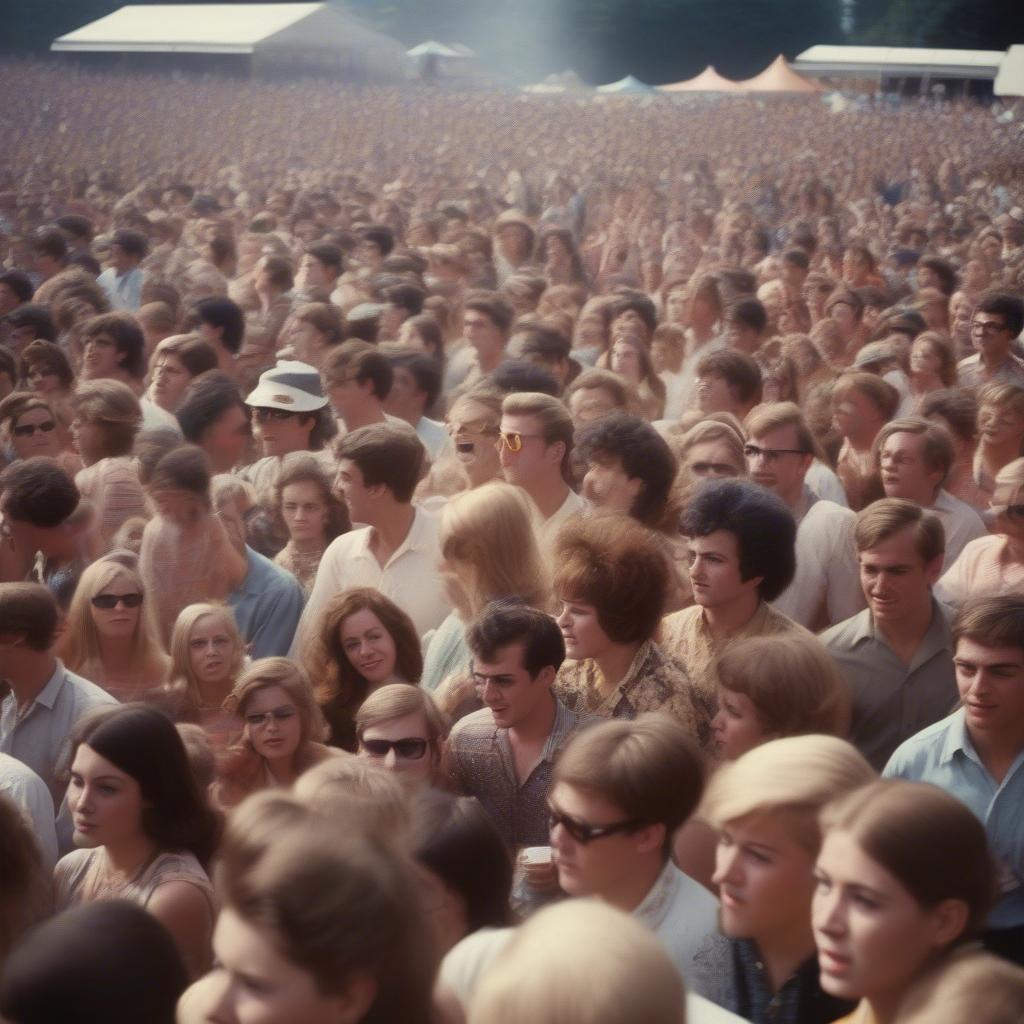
top-left (0, 392), bottom-right (79, 474)
top-left (937, 457), bottom-right (1024, 607)
top-left (303, 587), bottom-right (422, 750)
top-left (212, 657), bottom-right (335, 808)
top-left (354, 683), bottom-right (450, 788)
top-left (58, 552), bottom-right (170, 702)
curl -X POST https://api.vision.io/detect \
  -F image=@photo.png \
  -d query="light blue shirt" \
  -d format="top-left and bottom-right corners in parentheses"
top-left (884, 708), bottom-right (1024, 929)
top-left (415, 416), bottom-right (450, 462)
top-left (228, 546), bottom-right (306, 660)
top-left (97, 265), bottom-right (145, 312)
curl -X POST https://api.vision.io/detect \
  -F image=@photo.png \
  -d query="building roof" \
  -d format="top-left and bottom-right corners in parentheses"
top-left (793, 45), bottom-right (1005, 79)
top-left (995, 45), bottom-right (1024, 97)
top-left (51, 3), bottom-right (400, 56)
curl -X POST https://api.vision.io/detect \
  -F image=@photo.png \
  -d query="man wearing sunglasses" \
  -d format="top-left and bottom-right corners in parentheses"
top-left (499, 391), bottom-right (584, 551)
top-left (447, 600), bottom-right (596, 854)
top-left (547, 713), bottom-right (724, 994)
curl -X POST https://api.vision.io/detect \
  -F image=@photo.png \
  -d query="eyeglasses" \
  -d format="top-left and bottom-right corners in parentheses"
top-left (12, 421), bottom-right (56, 437)
top-left (251, 407), bottom-right (298, 422)
top-left (971, 320), bottom-right (1009, 335)
top-left (360, 737), bottom-right (429, 760)
top-left (743, 444), bottom-right (808, 463)
top-left (446, 421), bottom-right (499, 437)
top-left (548, 807), bottom-right (640, 844)
top-left (90, 593), bottom-right (144, 610)
top-left (497, 430), bottom-right (546, 452)
top-left (689, 461), bottom-right (739, 477)
top-left (245, 705), bottom-right (298, 728)
top-left (990, 504), bottom-right (1024, 521)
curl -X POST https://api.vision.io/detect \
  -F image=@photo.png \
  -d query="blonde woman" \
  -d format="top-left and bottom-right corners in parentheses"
top-left (213, 657), bottom-right (334, 808)
top-left (164, 603), bottom-right (245, 758)
top-left (423, 481), bottom-right (550, 693)
top-left (58, 553), bottom-right (170, 701)
top-left (974, 381), bottom-right (1024, 497)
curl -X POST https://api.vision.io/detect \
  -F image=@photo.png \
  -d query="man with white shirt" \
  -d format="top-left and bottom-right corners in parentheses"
top-left (745, 403), bottom-right (863, 631)
top-left (292, 423), bottom-right (450, 652)
top-left (498, 391), bottom-right (583, 550)
top-left (875, 416), bottom-right (986, 572)
top-left (97, 228), bottom-right (147, 312)
top-left (321, 340), bottom-right (395, 433)
top-left (383, 349), bottom-right (448, 461)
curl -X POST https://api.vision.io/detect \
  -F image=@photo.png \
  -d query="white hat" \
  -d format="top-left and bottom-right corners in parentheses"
top-left (245, 360), bottom-right (327, 413)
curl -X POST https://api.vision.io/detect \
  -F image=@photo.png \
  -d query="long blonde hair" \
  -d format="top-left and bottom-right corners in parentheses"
top-left (439, 481), bottom-right (550, 620)
top-left (58, 555), bottom-right (169, 690)
top-left (164, 603), bottom-right (245, 719)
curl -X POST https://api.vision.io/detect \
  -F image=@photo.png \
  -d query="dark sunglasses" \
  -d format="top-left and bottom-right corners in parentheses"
top-left (245, 706), bottom-right (298, 727)
top-left (251, 407), bottom-right (297, 422)
top-left (91, 593), bottom-right (144, 610)
top-left (13, 421), bottom-right (56, 437)
top-left (548, 807), bottom-right (640, 844)
top-left (360, 737), bottom-right (428, 760)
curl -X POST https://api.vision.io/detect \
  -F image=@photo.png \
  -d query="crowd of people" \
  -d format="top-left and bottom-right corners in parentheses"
top-left (2, 55), bottom-right (1024, 1023)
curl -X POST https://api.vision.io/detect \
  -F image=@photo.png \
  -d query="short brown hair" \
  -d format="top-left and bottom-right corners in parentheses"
top-left (873, 416), bottom-right (955, 483)
top-left (834, 370), bottom-right (900, 421)
top-left (553, 513), bottom-right (668, 644)
top-left (0, 582), bottom-right (58, 650)
top-left (978, 381), bottom-right (1024, 420)
top-left (501, 391), bottom-right (575, 482)
top-left (554, 713), bottom-right (704, 857)
top-left (855, 498), bottom-right (945, 565)
top-left (716, 635), bottom-right (851, 739)
top-left (322, 340), bottom-right (392, 400)
top-left (696, 349), bottom-right (762, 406)
top-left (69, 379), bottom-right (142, 457)
top-left (336, 423), bottom-right (424, 503)
top-left (744, 402), bottom-right (824, 462)
top-left (952, 596), bottom-right (1024, 654)
top-left (463, 291), bottom-right (514, 336)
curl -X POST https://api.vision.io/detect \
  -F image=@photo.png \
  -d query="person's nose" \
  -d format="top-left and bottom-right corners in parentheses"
top-left (814, 886), bottom-right (847, 938)
top-left (712, 844), bottom-right (742, 889)
top-left (383, 748), bottom-right (399, 771)
top-left (711, 709), bottom-right (726, 734)
top-left (555, 607), bottom-right (570, 630)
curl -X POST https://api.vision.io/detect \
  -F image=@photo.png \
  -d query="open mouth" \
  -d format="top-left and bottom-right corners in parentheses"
top-left (455, 441), bottom-right (475, 455)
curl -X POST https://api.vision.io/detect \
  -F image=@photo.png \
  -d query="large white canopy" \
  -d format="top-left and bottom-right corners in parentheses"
top-left (995, 45), bottom-right (1024, 98)
top-left (793, 45), bottom-right (1005, 80)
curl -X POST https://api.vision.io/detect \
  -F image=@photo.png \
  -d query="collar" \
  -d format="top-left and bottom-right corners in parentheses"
top-left (698, 600), bottom-right (774, 645)
top-left (939, 707), bottom-right (973, 767)
top-left (633, 859), bottom-right (677, 930)
top-left (352, 508), bottom-right (435, 564)
top-left (30, 659), bottom-right (66, 711)
top-left (859, 599), bottom-right (950, 664)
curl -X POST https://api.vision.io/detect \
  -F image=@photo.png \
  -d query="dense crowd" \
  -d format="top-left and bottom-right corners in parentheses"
top-left (1, 56), bottom-right (1024, 1023)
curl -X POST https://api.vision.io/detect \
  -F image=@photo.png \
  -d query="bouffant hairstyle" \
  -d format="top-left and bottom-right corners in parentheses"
top-left (553, 513), bottom-right (669, 644)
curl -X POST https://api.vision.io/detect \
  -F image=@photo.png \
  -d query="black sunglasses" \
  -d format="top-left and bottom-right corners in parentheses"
top-left (251, 407), bottom-right (298, 422)
top-left (91, 593), bottom-right (144, 610)
top-left (548, 807), bottom-right (640, 844)
top-left (13, 421), bottom-right (56, 437)
top-left (360, 737), bottom-right (428, 760)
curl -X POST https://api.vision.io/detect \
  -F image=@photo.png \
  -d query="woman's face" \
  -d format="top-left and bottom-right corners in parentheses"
top-left (280, 480), bottom-right (329, 546)
top-left (70, 414), bottom-right (107, 465)
top-left (244, 685), bottom-right (303, 765)
top-left (684, 440), bottom-right (742, 480)
top-left (813, 829), bottom-right (961, 1009)
top-left (358, 709), bottom-right (435, 785)
top-left (149, 352), bottom-right (191, 411)
top-left (711, 688), bottom-right (768, 762)
top-left (193, 907), bottom-right (357, 1024)
top-left (340, 608), bottom-right (398, 686)
top-left (610, 340), bottom-right (641, 382)
top-left (10, 405), bottom-right (60, 460)
top-left (67, 743), bottom-right (145, 851)
top-left (978, 402), bottom-right (1024, 450)
top-left (910, 338), bottom-right (941, 378)
top-left (26, 362), bottom-right (63, 395)
top-left (188, 614), bottom-right (237, 689)
top-left (556, 597), bottom-right (615, 661)
top-left (90, 575), bottom-right (142, 641)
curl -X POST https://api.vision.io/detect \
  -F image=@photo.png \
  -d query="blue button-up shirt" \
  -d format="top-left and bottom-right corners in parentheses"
top-left (884, 708), bottom-right (1024, 929)
top-left (228, 546), bottom-right (306, 660)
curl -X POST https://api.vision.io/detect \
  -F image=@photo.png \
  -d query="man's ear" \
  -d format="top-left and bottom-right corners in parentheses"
top-left (547, 439), bottom-right (566, 468)
top-left (329, 970), bottom-right (378, 1024)
top-left (633, 822), bottom-right (666, 858)
top-left (535, 664), bottom-right (556, 689)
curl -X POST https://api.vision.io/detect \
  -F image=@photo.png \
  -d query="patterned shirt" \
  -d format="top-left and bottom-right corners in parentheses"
top-left (446, 698), bottom-right (594, 849)
top-left (554, 639), bottom-right (710, 749)
top-left (660, 601), bottom-right (808, 721)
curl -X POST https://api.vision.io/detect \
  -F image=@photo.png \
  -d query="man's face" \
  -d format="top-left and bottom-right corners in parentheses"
top-left (110, 243), bottom-right (134, 274)
top-left (499, 412), bottom-right (559, 488)
top-left (0, 282), bottom-right (22, 317)
top-left (549, 781), bottom-right (659, 900)
top-left (567, 386), bottom-right (618, 429)
top-left (463, 310), bottom-right (504, 362)
top-left (829, 302), bottom-right (857, 338)
top-left (726, 320), bottom-right (761, 355)
top-left (82, 332), bottom-right (124, 380)
top-left (970, 312), bottom-right (1014, 358)
top-left (202, 405), bottom-right (251, 472)
top-left (696, 373), bottom-right (735, 415)
top-left (378, 303), bottom-right (407, 341)
top-left (384, 367), bottom-right (425, 424)
top-left (688, 530), bottom-right (760, 611)
top-left (858, 526), bottom-right (941, 627)
top-left (832, 387), bottom-right (883, 446)
top-left (250, 408), bottom-right (312, 458)
top-left (955, 636), bottom-right (1024, 742)
top-left (334, 457), bottom-right (378, 525)
top-left (581, 455), bottom-right (641, 515)
top-left (471, 642), bottom-right (551, 731)
top-left (301, 255), bottom-right (333, 291)
top-left (712, 811), bottom-right (818, 942)
top-left (878, 431), bottom-right (942, 505)
top-left (746, 425), bottom-right (811, 504)
top-left (325, 372), bottom-right (373, 422)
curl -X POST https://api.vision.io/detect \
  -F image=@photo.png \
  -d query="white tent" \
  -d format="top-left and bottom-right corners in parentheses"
top-left (406, 41), bottom-right (463, 59)
top-left (793, 45), bottom-right (1004, 81)
top-left (52, 3), bottom-right (407, 79)
top-left (596, 74), bottom-right (655, 94)
top-left (995, 45), bottom-right (1024, 98)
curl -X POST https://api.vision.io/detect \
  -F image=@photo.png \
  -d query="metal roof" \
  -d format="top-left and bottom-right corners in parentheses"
top-left (52, 3), bottom-right (328, 54)
top-left (793, 44), bottom-right (1005, 79)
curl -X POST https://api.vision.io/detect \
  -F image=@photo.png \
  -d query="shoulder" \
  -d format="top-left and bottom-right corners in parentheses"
top-left (883, 713), bottom-right (958, 777)
top-left (957, 353), bottom-right (980, 369)
top-left (449, 707), bottom-right (497, 742)
top-left (662, 605), bottom-right (701, 638)
top-left (819, 610), bottom-right (868, 650)
top-left (63, 665), bottom-right (119, 707)
top-left (805, 499), bottom-right (855, 526)
top-left (323, 526), bottom-right (372, 559)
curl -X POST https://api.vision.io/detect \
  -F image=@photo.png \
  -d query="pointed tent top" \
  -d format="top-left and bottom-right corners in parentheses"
top-left (736, 54), bottom-right (824, 92)
top-left (659, 65), bottom-right (741, 92)
top-left (596, 74), bottom-right (655, 94)
top-left (406, 40), bottom-right (462, 58)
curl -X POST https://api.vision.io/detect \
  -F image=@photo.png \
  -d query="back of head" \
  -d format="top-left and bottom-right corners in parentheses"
top-left (703, 735), bottom-right (875, 853)
top-left (0, 458), bottom-right (79, 528)
top-left (467, 900), bottom-right (685, 1024)
top-left (0, 582), bottom-right (58, 650)
top-left (895, 950), bottom-right (1024, 1024)
top-left (466, 598), bottom-right (565, 677)
top-left (0, 900), bottom-right (187, 1024)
